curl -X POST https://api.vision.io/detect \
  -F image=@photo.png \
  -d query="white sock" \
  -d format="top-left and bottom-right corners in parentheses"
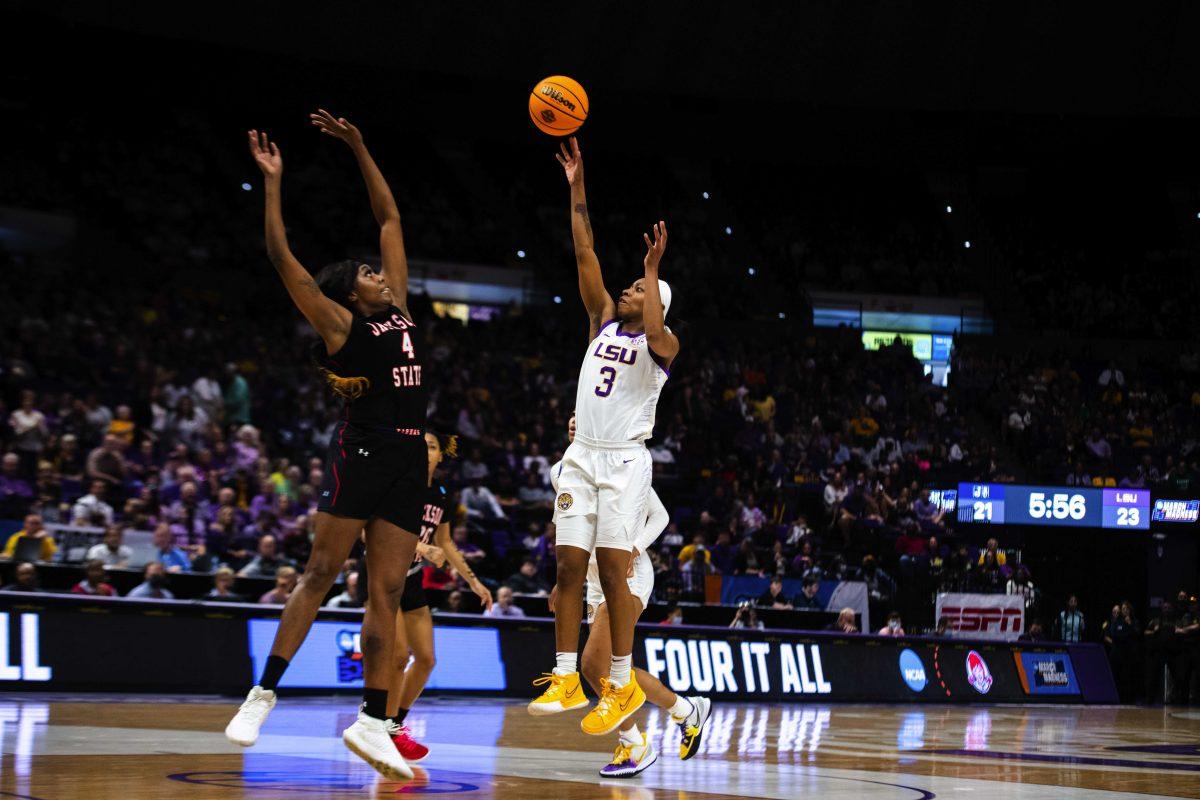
top-left (669, 696), bottom-right (694, 722)
top-left (619, 723), bottom-right (641, 746)
top-left (609, 654), bottom-right (632, 687)
top-left (554, 652), bottom-right (577, 676)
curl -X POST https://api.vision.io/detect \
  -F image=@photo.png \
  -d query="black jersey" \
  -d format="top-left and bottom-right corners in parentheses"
top-left (327, 305), bottom-right (427, 438)
top-left (409, 481), bottom-right (450, 575)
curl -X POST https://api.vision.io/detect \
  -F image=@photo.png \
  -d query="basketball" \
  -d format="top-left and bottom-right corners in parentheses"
top-left (529, 75), bottom-right (589, 136)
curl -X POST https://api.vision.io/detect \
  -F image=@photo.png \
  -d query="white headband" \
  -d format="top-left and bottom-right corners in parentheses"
top-left (658, 279), bottom-right (673, 319)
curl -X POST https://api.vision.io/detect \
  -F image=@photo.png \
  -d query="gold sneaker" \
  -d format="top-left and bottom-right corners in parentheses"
top-left (580, 674), bottom-right (645, 736)
top-left (527, 671), bottom-right (588, 715)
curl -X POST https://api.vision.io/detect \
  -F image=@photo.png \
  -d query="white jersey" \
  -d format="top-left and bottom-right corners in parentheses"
top-left (573, 319), bottom-right (670, 444)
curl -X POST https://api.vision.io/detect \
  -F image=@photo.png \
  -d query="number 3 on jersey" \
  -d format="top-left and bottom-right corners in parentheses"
top-left (595, 365), bottom-right (616, 397)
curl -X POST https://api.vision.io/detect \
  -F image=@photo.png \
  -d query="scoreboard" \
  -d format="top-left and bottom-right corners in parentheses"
top-left (956, 484), bottom-right (1150, 530)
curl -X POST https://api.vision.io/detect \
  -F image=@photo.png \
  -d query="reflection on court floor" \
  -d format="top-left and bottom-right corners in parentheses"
top-left (2, 695), bottom-right (1199, 799)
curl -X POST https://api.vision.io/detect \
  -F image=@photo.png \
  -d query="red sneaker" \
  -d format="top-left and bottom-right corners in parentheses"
top-left (390, 726), bottom-right (430, 762)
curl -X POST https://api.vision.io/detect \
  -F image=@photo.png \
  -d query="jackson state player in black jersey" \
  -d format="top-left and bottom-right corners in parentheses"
top-left (384, 432), bottom-right (494, 762)
top-left (225, 111), bottom-right (426, 780)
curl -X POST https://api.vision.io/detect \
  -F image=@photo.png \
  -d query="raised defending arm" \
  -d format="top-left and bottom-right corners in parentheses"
top-left (311, 110), bottom-right (410, 317)
top-left (248, 130), bottom-right (351, 353)
top-left (556, 137), bottom-right (615, 340)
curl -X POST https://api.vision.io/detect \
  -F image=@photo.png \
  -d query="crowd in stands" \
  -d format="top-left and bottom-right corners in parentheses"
top-left (0, 245), bottom-right (1036, 634)
top-left (953, 343), bottom-right (1200, 487)
top-left (3, 89), bottom-right (1199, 652)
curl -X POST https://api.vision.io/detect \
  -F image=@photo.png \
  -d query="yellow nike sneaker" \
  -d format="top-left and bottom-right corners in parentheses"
top-left (673, 696), bottom-right (712, 760)
top-left (580, 674), bottom-right (646, 736)
top-left (527, 672), bottom-right (588, 716)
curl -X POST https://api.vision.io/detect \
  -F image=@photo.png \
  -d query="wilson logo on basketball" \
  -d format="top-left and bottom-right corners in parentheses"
top-left (541, 86), bottom-right (577, 112)
top-left (557, 492), bottom-right (573, 511)
top-left (540, 109), bottom-right (557, 124)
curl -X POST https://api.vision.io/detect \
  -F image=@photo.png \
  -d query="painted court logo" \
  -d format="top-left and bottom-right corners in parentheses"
top-left (966, 650), bottom-right (993, 694)
top-left (557, 492), bottom-right (573, 511)
top-left (899, 648), bottom-right (927, 692)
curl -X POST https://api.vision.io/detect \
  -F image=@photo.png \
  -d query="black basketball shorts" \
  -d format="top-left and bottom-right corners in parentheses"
top-left (400, 569), bottom-right (429, 612)
top-left (318, 425), bottom-right (428, 534)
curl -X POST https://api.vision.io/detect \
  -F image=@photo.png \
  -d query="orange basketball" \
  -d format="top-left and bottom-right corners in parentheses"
top-left (529, 75), bottom-right (589, 136)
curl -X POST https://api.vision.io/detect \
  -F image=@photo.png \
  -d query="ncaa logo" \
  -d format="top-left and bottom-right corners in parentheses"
top-left (898, 648), bottom-right (926, 692)
top-left (337, 630), bottom-right (359, 655)
top-left (336, 629), bottom-right (363, 683)
top-left (966, 650), bottom-right (993, 694)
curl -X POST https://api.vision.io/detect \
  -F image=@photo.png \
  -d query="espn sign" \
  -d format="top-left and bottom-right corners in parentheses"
top-left (936, 593), bottom-right (1024, 642)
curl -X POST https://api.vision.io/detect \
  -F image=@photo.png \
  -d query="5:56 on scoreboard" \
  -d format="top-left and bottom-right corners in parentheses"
top-left (956, 484), bottom-right (1150, 530)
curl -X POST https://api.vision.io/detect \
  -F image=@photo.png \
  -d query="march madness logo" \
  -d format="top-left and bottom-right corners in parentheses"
top-left (336, 629), bottom-right (363, 683)
top-left (1032, 659), bottom-right (1071, 687)
top-left (965, 650), bottom-right (993, 694)
top-left (1015, 651), bottom-right (1080, 695)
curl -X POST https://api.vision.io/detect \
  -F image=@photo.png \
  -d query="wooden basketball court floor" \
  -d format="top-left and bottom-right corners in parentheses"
top-left (3, 694), bottom-right (1200, 799)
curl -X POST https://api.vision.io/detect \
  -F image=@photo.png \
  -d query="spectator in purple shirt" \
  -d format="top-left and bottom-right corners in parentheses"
top-left (450, 525), bottom-right (486, 569)
top-left (165, 481), bottom-right (211, 546)
top-left (0, 453), bottom-right (35, 518)
top-left (710, 531), bottom-right (738, 575)
top-left (233, 425), bottom-right (262, 472)
top-left (242, 511), bottom-right (282, 544)
top-left (258, 566), bottom-right (298, 604)
top-left (1085, 428), bottom-right (1113, 465)
top-left (247, 479), bottom-right (279, 523)
top-left (913, 488), bottom-right (944, 531)
top-left (207, 487), bottom-right (243, 525)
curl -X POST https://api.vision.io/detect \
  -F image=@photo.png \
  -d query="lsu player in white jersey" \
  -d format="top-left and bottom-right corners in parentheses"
top-left (549, 415), bottom-right (713, 778)
top-left (528, 136), bottom-right (681, 740)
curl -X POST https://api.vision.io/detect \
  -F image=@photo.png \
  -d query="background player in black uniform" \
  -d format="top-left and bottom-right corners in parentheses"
top-left (385, 432), bottom-right (494, 762)
top-left (225, 112), bottom-right (426, 780)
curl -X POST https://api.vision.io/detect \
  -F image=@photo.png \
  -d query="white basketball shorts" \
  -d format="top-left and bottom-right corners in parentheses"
top-left (551, 439), bottom-right (652, 553)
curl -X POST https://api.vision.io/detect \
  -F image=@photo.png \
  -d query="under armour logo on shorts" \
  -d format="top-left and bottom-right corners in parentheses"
top-left (358, 448), bottom-right (370, 457)
top-left (557, 492), bottom-right (574, 511)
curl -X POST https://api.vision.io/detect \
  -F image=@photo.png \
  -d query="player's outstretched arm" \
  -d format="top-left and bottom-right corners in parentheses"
top-left (311, 109), bottom-right (410, 317)
top-left (248, 130), bottom-right (352, 352)
top-left (556, 137), bottom-right (615, 339)
top-left (435, 522), bottom-right (494, 610)
top-left (640, 221), bottom-right (679, 364)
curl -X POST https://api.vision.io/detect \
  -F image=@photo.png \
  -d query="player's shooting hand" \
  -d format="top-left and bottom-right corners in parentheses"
top-left (555, 137), bottom-right (583, 185)
top-left (471, 578), bottom-right (494, 611)
top-left (310, 109), bottom-right (364, 148)
top-left (643, 221), bottom-right (667, 272)
top-left (248, 130), bottom-right (282, 178)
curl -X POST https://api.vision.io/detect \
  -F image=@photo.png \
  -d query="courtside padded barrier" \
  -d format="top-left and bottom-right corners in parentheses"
top-left (0, 591), bottom-right (1115, 703)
